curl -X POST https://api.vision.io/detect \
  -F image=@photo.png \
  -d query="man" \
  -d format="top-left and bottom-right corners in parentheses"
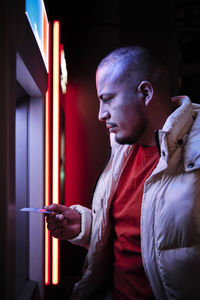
top-left (46, 46), bottom-right (200, 299)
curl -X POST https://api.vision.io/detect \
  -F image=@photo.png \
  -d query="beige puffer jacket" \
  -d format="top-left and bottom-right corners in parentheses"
top-left (70, 96), bottom-right (200, 300)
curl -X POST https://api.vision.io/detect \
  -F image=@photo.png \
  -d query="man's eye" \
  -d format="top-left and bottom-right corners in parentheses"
top-left (103, 97), bottom-right (111, 103)
top-left (99, 94), bottom-right (114, 103)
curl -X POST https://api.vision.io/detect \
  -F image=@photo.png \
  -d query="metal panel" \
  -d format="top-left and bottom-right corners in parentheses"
top-left (15, 99), bottom-right (29, 297)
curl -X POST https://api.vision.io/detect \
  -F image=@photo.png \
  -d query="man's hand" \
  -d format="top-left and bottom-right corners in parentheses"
top-left (45, 204), bottom-right (81, 240)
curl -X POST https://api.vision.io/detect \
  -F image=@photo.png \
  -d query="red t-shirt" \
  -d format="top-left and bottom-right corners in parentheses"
top-left (110, 144), bottom-right (159, 300)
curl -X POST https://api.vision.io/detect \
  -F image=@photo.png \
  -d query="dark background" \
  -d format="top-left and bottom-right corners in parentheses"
top-left (44, 0), bottom-right (200, 100)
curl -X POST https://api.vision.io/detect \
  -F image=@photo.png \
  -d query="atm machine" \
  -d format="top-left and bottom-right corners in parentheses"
top-left (16, 1), bottom-right (49, 299)
top-left (0, 0), bottom-right (69, 298)
top-left (1, 0), bottom-right (49, 299)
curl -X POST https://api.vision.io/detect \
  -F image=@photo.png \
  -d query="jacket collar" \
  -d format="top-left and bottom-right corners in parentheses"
top-left (156, 96), bottom-right (200, 172)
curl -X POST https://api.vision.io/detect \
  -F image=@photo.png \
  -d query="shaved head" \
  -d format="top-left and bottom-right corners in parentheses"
top-left (97, 46), bottom-right (170, 94)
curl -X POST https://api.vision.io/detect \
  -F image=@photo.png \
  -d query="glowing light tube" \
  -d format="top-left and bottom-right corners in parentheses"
top-left (45, 222), bottom-right (51, 285)
top-left (44, 21), bottom-right (51, 286)
top-left (52, 20), bottom-right (60, 285)
top-left (45, 90), bottom-right (51, 285)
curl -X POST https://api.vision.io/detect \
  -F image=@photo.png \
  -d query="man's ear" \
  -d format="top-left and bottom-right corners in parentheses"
top-left (137, 81), bottom-right (153, 105)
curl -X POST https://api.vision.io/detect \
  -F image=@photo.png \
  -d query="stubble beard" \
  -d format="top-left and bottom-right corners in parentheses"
top-left (115, 119), bottom-right (148, 145)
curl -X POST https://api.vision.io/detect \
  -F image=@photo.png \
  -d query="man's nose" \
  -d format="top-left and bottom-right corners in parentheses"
top-left (98, 103), bottom-right (110, 121)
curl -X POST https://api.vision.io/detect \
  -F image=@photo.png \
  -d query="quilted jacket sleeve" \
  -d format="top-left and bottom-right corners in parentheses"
top-left (68, 204), bottom-right (92, 248)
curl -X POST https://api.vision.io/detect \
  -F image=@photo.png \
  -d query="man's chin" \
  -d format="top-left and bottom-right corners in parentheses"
top-left (115, 135), bottom-right (135, 145)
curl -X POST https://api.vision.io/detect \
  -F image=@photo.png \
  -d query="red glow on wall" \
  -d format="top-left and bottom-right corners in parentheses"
top-left (63, 83), bottom-right (91, 208)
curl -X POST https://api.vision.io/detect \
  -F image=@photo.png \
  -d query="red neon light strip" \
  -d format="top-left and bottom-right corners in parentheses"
top-left (52, 20), bottom-right (60, 285)
top-left (44, 24), bottom-right (51, 285)
top-left (45, 221), bottom-right (50, 285)
top-left (44, 21), bottom-right (51, 285)
top-left (45, 89), bottom-right (51, 285)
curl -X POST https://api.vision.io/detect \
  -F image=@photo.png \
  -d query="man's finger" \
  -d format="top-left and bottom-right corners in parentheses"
top-left (62, 208), bottom-right (80, 223)
top-left (56, 214), bottom-right (64, 221)
top-left (45, 204), bottom-right (70, 214)
top-left (51, 228), bottom-right (64, 239)
top-left (47, 219), bottom-right (67, 231)
top-left (46, 213), bottom-right (65, 224)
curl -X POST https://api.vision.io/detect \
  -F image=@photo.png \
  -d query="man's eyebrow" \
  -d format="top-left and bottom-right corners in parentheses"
top-left (99, 93), bottom-right (115, 100)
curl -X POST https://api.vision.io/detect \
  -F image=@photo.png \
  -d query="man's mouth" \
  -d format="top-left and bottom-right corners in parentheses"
top-left (106, 123), bottom-right (118, 133)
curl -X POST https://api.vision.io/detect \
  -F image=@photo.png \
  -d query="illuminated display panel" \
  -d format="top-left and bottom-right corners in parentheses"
top-left (25, 0), bottom-right (49, 71)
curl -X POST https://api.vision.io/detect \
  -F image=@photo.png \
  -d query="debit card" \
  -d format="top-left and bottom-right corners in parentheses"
top-left (19, 207), bottom-right (52, 214)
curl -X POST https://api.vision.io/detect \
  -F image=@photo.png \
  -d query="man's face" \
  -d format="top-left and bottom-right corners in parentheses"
top-left (96, 63), bottom-right (148, 145)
